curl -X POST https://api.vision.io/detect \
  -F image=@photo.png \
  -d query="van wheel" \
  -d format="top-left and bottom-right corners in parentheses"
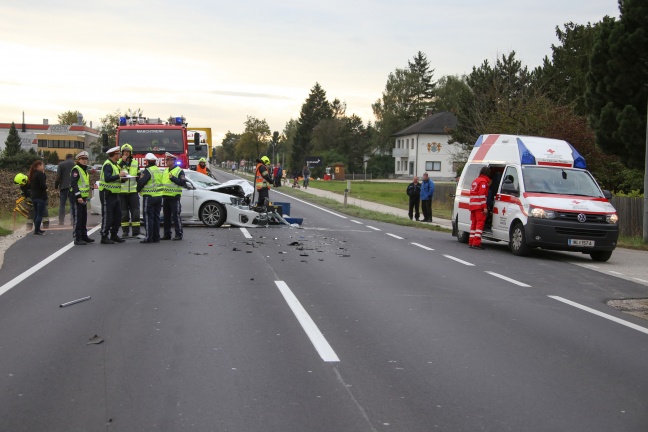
top-left (510, 222), bottom-right (530, 256)
top-left (456, 217), bottom-right (469, 243)
top-left (590, 251), bottom-right (613, 262)
top-left (200, 202), bottom-right (226, 227)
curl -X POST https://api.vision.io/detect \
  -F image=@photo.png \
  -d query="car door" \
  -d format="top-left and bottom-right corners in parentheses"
top-left (492, 166), bottom-right (521, 240)
top-left (180, 181), bottom-right (195, 217)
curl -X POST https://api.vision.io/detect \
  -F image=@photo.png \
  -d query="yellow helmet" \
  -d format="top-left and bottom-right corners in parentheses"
top-left (199, 157), bottom-right (207, 163)
top-left (14, 173), bottom-right (28, 185)
top-left (261, 156), bottom-right (270, 165)
top-left (121, 143), bottom-right (133, 152)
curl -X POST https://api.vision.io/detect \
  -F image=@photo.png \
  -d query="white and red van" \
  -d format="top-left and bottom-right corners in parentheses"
top-left (452, 134), bottom-right (619, 262)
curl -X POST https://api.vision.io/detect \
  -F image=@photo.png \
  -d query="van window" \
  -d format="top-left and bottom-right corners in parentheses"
top-left (501, 166), bottom-right (520, 192)
top-left (522, 166), bottom-right (603, 197)
top-left (461, 164), bottom-right (485, 189)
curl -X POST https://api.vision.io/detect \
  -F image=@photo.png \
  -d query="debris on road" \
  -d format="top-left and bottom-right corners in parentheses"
top-left (87, 335), bottom-right (104, 345)
top-left (59, 296), bottom-right (91, 308)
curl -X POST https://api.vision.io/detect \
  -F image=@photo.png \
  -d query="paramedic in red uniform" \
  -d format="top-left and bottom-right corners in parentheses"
top-left (469, 167), bottom-right (491, 250)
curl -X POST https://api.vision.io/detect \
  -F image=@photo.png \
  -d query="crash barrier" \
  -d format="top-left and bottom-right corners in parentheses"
top-left (609, 196), bottom-right (643, 237)
top-left (273, 202), bottom-right (291, 216)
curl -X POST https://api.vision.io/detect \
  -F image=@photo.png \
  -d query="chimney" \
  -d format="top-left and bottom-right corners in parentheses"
top-left (89, 120), bottom-right (93, 129)
top-left (22, 111), bottom-right (26, 132)
top-left (77, 113), bottom-right (83, 125)
top-left (43, 119), bottom-right (48, 125)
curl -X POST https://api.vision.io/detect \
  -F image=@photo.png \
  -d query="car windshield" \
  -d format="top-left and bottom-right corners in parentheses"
top-left (185, 170), bottom-right (220, 188)
top-left (118, 129), bottom-right (184, 153)
top-left (188, 144), bottom-right (208, 159)
top-left (522, 166), bottom-right (603, 197)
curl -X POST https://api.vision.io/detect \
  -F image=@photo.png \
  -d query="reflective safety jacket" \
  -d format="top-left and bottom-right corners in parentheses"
top-left (140, 166), bottom-right (163, 197)
top-left (71, 165), bottom-right (90, 199)
top-left (196, 164), bottom-right (208, 175)
top-left (99, 159), bottom-right (122, 193)
top-left (255, 163), bottom-right (271, 191)
top-left (469, 174), bottom-right (490, 211)
top-left (119, 159), bottom-right (140, 193)
top-left (161, 166), bottom-right (185, 197)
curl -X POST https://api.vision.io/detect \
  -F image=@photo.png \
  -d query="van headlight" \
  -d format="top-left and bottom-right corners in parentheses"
top-left (606, 213), bottom-right (619, 224)
top-left (529, 207), bottom-right (555, 219)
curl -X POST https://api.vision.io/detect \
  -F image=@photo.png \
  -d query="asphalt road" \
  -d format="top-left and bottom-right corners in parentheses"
top-left (0, 177), bottom-right (647, 431)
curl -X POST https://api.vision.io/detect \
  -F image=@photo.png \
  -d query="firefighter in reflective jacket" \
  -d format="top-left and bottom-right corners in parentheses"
top-left (196, 157), bottom-right (212, 177)
top-left (469, 167), bottom-right (491, 250)
top-left (161, 152), bottom-right (187, 241)
top-left (118, 143), bottom-right (141, 237)
top-left (70, 151), bottom-right (94, 245)
top-left (255, 156), bottom-right (273, 206)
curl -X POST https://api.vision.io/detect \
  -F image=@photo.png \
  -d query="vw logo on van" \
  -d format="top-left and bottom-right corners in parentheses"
top-left (577, 213), bottom-right (587, 223)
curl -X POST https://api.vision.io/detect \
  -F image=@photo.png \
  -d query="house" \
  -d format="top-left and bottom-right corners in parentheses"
top-left (391, 111), bottom-right (461, 180)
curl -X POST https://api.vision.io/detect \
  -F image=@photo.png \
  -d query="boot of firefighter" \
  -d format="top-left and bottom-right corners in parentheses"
top-left (132, 224), bottom-right (141, 237)
top-left (122, 226), bottom-right (130, 237)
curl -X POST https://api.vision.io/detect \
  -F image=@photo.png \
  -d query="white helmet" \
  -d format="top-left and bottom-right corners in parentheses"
top-left (145, 153), bottom-right (157, 161)
top-left (106, 146), bottom-right (121, 154)
top-left (75, 151), bottom-right (89, 160)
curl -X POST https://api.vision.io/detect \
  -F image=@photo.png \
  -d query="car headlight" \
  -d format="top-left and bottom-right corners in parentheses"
top-left (529, 207), bottom-right (555, 219)
top-left (606, 213), bottom-right (618, 224)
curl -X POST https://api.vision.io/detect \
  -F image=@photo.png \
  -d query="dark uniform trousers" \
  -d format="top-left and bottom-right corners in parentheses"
top-left (100, 190), bottom-right (122, 237)
top-left (71, 199), bottom-right (88, 240)
top-left (163, 196), bottom-right (183, 238)
top-left (142, 195), bottom-right (162, 242)
top-left (120, 193), bottom-right (140, 236)
top-left (257, 188), bottom-right (269, 206)
top-left (408, 197), bottom-right (420, 221)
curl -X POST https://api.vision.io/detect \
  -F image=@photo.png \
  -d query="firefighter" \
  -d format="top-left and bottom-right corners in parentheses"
top-left (254, 156), bottom-right (273, 206)
top-left (100, 146), bottom-right (127, 244)
top-left (118, 143), bottom-right (141, 237)
top-left (469, 166), bottom-right (491, 250)
top-left (137, 153), bottom-right (163, 243)
top-left (70, 151), bottom-right (94, 245)
top-left (196, 157), bottom-right (212, 177)
top-left (161, 152), bottom-right (187, 241)
top-left (13, 173), bottom-right (33, 230)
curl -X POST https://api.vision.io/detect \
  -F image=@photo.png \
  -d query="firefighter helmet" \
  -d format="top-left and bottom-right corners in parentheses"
top-left (261, 156), bottom-right (270, 165)
top-left (199, 157), bottom-right (207, 163)
top-left (14, 173), bottom-right (28, 185)
top-left (121, 143), bottom-right (133, 153)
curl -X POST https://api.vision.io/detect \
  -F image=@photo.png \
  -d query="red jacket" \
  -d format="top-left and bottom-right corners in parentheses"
top-left (469, 174), bottom-right (490, 211)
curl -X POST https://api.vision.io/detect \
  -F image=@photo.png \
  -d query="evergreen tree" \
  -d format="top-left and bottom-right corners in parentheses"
top-left (585, 0), bottom-right (648, 169)
top-left (4, 122), bottom-right (22, 156)
top-left (291, 83), bottom-right (333, 170)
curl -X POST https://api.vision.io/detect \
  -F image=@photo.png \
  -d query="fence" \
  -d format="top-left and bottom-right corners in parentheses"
top-left (610, 196), bottom-right (644, 237)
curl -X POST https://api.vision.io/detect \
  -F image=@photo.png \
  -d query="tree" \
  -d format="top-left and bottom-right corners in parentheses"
top-left (236, 116), bottom-right (271, 161)
top-left (291, 83), bottom-right (333, 170)
top-left (430, 75), bottom-right (471, 113)
top-left (282, 119), bottom-right (298, 168)
top-left (220, 131), bottom-right (241, 162)
top-left (586, 1), bottom-right (648, 169)
top-left (4, 122), bottom-right (22, 156)
top-left (57, 110), bottom-right (86, 125)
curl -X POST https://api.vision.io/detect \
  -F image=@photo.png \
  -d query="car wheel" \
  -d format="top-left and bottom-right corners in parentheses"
top-left (456, 216), bottom-right (469, 244)
top-left (510, 221), bottom-right (531, 256)
top-left (200, 201), bottom-right (226, 227)
top-left (590, 251), bottom-right (613, 262)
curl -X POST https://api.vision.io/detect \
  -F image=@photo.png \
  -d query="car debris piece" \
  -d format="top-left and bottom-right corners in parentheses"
top-left (233, 248), bottom-right (241, 251)
top-left (288, 241), bottom-right (302, 246)
top-left (87, 335), bottom-right (104, 345)
top-left (60, 296), bottom-right (91, 308)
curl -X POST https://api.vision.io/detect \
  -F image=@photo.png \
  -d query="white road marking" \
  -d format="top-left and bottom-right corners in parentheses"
top-left (0, 225), bottom-right (101, 297)
top-left (351, 220), bottom-right (363, 224)
top-left (240, 228), bottom-right (252, 239)
top-left (386, 233), bottom-right (404, 240)
top-left (608, 271), bottom-right (623, 275)
top-left (633, 278), bottom-right (648, 284)
top-left (549, 296), bottom-right (648, 336)
top-left (485, 271), bottom-right (531, 287)
top-left (274, 281), bottom-right (340, 362)
top-left (411, 243), bottom-right (434, 251)
top-left (270, 192), bottom-right (348, 219)
top-left (366, 226), bottom-right (380, 231)
top-left (442, 255), bottom-right (475, 266)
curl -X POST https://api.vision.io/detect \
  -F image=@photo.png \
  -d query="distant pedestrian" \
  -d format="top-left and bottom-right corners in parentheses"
top-left (275, 163), bottom-right (282, 187)
top-left (302, 165), bottom-right (311, 189)
top-left (469, 167), bottom-right (491, 250)
top-left (54, 153), bottom-right (75, 225)
top-left (420, 172), bottom-right (435, 222)
top-left (28, 160), bottom-right (47, 236)
top-left (406, 176), bottom-right (421, 221)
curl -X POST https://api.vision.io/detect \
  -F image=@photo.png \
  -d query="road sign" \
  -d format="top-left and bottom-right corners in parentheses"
top-left (305, 156), bottom-right (323, 167)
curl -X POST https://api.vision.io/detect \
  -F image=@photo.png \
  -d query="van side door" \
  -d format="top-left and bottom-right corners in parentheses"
top-left (492, 166), bottom-right (521, 239)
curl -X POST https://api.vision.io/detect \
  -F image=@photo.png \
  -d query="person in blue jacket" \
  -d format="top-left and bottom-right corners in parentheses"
top-left (420, 172), bottom-right (435, 222)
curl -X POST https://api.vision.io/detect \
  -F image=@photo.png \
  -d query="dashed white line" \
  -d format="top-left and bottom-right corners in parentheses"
top-left (271, 192), bottom-right (347, 219)
top-left (275, 281), bottom-right (340, 362)
top-left (240, 228), bottom-right (252, 239)
top-left (485, 271), bottom-right (531, 287)
top-left (549, 296), bottom-right (648, 336)
top-left (608, 271), bottom-right (623, 275)
top-left (634, 278), bottom-right (648, 284)
top-left (442, 255), bottom-right (475, 266)
top-left (366, 226), bottom-right (380, 231)
top-left (386, 233), bottom-right (404, 240)
top-left (351, 220), bottom-right (363, 225)
top-left (411, 243), bottom-right (434, 251)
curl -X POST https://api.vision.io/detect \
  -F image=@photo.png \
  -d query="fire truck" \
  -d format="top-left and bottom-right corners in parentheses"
top-left (103, 115), bottom-right (201, 168)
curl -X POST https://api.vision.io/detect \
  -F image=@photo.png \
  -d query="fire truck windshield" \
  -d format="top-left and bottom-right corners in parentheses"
top-left (118, 129), bottom-right (184, 153)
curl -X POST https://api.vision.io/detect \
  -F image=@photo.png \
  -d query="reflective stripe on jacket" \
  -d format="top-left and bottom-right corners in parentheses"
top-left (141, 166), bottom-right (163, 196)
top-left (469, 174), bottom-right (490, 211)
top-left (120, 160), bottom-right (140, 193)
top-left (255, 163), bottom-right (271, 191)
top-left (72, 165), bottom-right (90, 198)
top-left (99, 160), bottom-right (121, 193)
top-left (161, 166), bottom-right (183, 197)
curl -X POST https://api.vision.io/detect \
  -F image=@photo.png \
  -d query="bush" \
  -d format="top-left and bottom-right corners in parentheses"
top-left (0, 151), bottom-right (42, 171)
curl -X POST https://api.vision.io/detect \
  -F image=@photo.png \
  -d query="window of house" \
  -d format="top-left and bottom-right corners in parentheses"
top-left (425, 161), bottom-right (441, 171)
top-left (411, 140), bottom-right (414, 150)
top-left (397, 161), bottom-right (401, 171)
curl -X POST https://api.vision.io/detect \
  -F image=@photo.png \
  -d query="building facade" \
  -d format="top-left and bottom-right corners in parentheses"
top-left (391, 111), bottom-right (461, 181)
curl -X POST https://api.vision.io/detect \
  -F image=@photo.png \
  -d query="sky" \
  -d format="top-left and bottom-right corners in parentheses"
top-left (0, 0), bottom-right (620, 145)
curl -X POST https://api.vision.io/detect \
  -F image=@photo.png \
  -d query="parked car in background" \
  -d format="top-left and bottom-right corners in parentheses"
top-left (45, 164), bottom-right (58, 172)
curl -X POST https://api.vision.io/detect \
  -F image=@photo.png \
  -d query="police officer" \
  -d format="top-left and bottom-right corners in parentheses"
top-left (255, 156), bottom-right (273, 206)
top-left (70, 151), bottom-right (94, 245)
top-left (161, 152), bottom-right (187, 241)
top-left (137, 153), bottom-right (162, 244)
top-left (118, 143), bottom-right (141, 237)
top-left (100, 146), bottom-right (127, 244)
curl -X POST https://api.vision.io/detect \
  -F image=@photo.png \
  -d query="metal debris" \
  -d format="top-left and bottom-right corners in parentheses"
top-left (60, 296), bottom-right (91, 308)
top-left (87, 335), bottom-right (104, 345)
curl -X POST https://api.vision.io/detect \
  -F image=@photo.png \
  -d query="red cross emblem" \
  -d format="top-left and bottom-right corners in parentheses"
top-left (572, 200), bottom-right (581, 204)
top-left (547, 149), bottom-right (555, 154)
top-left (502, 207), bottom-right (506, 215)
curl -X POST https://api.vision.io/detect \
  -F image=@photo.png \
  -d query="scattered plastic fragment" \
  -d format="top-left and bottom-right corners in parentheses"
top-left (60, 296), bottom-right (91, 308)
top-left (233, 248), bottom-right (241, 251)
top-left (87, 335), bottom-right (104, 345)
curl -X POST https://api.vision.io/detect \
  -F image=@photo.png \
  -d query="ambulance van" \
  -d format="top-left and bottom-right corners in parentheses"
top-left (452, 134), bottom-right (619, 262)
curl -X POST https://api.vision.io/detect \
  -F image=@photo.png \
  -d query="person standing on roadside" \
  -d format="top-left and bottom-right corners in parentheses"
top-left (54, 153), bottom-right (75, 225)
top-left (161, 152), bottom-right (187, 241)
top-left (118, 143), bottom-right (141, 238)
top-left (420, 172), bottom-right (435, 222)
top-left (137, 153), bottom-right (163, 244)
top-left (28, 160), bottom-right (47, 236)
top-left (99, 146), bottom-right (127, 244)
top-left (469, 166), bottom-right (491, 250)
top-left (70, 151), bottom-right (94, 245)
top-left (255, 156), bottom-right (273, 206)
top-left (406, 176), bottom-right (421, 221)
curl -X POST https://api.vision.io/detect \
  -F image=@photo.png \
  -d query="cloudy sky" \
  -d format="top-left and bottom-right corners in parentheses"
top-left (1, 0), bottom-right (619, 144)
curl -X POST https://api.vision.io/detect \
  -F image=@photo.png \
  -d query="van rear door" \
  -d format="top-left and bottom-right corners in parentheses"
top-left (492, 166), bottom-right (521, 240)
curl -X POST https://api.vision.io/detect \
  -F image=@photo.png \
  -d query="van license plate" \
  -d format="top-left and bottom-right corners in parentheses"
top-left (569, 239), bottom-right (595, 247)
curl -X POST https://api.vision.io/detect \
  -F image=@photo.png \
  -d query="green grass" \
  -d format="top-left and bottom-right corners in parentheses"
top-left (618, 235), bottom-right (648, 251)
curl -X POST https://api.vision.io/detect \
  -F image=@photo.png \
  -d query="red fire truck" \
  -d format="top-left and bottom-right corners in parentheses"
top-left (105, 115), bottom-right (200, 168)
